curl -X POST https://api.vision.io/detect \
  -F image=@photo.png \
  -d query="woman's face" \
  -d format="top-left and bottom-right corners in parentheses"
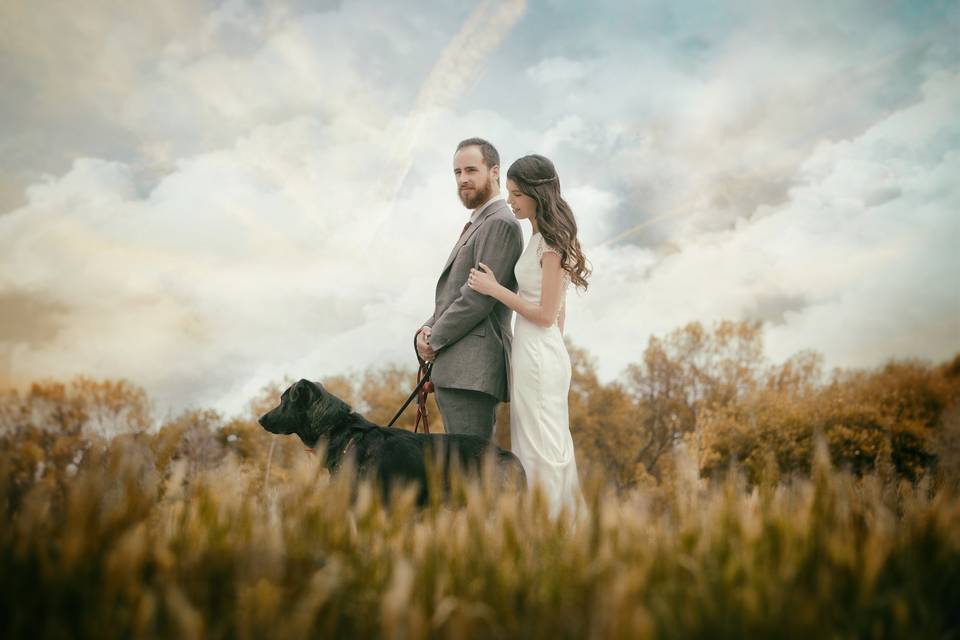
top-left (506, 178), bottom-right (537, 222)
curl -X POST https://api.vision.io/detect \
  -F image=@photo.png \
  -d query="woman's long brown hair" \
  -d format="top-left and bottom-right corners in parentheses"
top-left (507, 154), bottom-right (591, 291)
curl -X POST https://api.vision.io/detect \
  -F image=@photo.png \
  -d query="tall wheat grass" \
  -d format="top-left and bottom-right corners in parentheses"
top-left (1, 433), bottom-right (958, 639)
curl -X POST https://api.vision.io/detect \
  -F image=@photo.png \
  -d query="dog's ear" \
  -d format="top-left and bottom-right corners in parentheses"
top-left (290, 378), bottom-right (317, 407)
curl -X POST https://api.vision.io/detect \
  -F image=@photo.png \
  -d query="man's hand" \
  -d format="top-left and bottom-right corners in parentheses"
top-left (416, 326), bottom-right (436, 363)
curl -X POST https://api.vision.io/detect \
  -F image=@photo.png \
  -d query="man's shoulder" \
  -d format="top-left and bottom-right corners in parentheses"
top-left (480, 215), bottom-right (522, 244)
top-left (482, 201), bottom-right (521, 231)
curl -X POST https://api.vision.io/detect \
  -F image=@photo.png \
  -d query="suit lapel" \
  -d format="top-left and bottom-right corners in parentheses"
top-left (440, 198), bottom-right (505, 274)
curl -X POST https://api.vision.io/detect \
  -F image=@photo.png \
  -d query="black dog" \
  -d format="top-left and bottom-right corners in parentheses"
top-left (258, 379), bottom-right (526, 505)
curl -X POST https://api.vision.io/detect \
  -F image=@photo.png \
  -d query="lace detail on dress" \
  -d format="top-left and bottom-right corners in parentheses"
top-left (536, 234), bottom-right (569, 326)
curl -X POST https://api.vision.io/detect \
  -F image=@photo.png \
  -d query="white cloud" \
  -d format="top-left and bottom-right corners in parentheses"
top-left (1, 0), bottom-right (957, 419)
top-left (563, 184), bottom-right (619, 247)
top-left (526, 56), bottom-right (587, 86)
top-left (569, 71), bottom-right (960, 381)
top-left (0, 103), bottom-right (541, 416)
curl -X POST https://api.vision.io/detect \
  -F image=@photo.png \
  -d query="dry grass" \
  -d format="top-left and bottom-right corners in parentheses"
top-left (1, 433), bottom-right (958, 639)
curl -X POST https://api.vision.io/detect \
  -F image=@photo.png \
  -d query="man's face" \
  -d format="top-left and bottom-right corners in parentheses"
top-left (453, 145), bottom-right (499, 209)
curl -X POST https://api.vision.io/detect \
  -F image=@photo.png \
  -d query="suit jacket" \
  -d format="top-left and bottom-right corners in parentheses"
top-left (419, 198), bottom-right (523, 402)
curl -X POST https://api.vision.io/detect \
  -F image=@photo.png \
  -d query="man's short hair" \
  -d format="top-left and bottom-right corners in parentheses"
top-left (456, 137), bottom-right (500, 171)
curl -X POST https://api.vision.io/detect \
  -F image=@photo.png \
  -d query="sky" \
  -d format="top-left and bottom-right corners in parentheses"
top-left (1, 0), bottom-right (958, 420)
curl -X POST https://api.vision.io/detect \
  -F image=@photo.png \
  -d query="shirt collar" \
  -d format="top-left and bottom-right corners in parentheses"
top-left (470, 194), bottom-right (503, 224)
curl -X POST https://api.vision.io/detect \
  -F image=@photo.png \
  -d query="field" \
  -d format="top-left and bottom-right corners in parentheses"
top-left (2, 429), bottom-right (957, 639)
top-left (2, 324), bottom-right (959, 638)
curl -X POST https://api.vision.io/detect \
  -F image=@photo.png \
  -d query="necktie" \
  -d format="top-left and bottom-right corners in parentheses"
top-left (458, 221), bottom-right (472, 241)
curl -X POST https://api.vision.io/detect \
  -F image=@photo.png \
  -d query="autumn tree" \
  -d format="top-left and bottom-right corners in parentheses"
top-left (567, 340), bottom-right (649, 489)
top-left (0, 377), bottom-right (151, 437)
top-left (820, 358), bottom-right (958, 479)
top-left (0, 377), bottom-right (152, 494)
top-left (622, 320), bottom-right (766, 477)
top-left (698, 352), bottom-right (960, 483)
top-left (151, 409), bottom-right (226, 477)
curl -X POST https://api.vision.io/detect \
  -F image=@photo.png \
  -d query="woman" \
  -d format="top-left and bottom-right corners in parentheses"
top-left (467, 154), bottom-right (591, 519)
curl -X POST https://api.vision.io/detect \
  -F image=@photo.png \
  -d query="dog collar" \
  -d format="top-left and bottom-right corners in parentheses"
top-left (332, 434), bottom-right (359, 470)
top-left (304, 434), bottom-right (359, 467)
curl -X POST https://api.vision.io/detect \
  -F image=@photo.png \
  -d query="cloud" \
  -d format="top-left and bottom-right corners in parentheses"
top-left (574, 70), bottom-right (960, 380)
top-left (374, 0), bottom-right (527, 226)
top-left (0, 106), bottom-right (534, 415)
top-left (526, 57), bottom-right (587, 86)
top-left (0, 0), bottom-right (957, 419)
top-left (502, 1), bottom-right (953, 251)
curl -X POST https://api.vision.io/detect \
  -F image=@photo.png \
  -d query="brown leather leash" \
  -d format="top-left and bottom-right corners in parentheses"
top-left (412, 360), bottom-right (434, 434)
top-left (387, 329), bottom-right (434, 433)
top-left (387, 339), bottom-right (434, 433)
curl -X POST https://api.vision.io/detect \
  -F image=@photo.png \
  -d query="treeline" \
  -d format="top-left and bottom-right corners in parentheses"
top-left (2, 320), bottom-right (958, 638)
top-left (1, 320), bottom-right (958, 494)
top-left (567, 320), bottom-right (960, 491)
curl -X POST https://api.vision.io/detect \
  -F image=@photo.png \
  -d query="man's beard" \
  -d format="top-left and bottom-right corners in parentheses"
top-left (458, 180), bottom-right (493, 209)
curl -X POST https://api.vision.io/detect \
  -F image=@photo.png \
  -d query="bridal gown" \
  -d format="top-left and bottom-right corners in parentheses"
top-left (510, 232), bottom-right (585, 518)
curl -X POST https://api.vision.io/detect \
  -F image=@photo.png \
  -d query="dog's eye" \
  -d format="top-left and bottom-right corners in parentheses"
top-left (290, 387), bottom-right (300, 403)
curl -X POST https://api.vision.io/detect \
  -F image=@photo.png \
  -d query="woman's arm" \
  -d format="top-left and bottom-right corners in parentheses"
top-left (471, 251), bottom-right (565, 328)
top-left (429, 219), bottom-right (524, 351)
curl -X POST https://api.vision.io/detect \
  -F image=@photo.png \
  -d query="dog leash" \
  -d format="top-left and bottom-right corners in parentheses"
top-left (387, 360), bottom-right (433, 433)
top-left (413, 360), bottom-right (433, 434)
top-left (385, 331), bottom-right (435, 433)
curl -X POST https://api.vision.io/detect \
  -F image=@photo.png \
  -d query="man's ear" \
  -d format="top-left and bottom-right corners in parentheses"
top-left (490, 164), bottom-right (500, 186)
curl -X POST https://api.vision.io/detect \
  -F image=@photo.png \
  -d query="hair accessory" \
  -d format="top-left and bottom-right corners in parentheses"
top-left (527, 175), bottom-right (558, 185)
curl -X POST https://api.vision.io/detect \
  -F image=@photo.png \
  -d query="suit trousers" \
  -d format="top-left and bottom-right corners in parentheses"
top-left (434, 386), bottom-right (499, 441)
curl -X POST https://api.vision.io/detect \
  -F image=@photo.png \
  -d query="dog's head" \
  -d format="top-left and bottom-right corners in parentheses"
top-left (258, 379), bottom-right (352, 447)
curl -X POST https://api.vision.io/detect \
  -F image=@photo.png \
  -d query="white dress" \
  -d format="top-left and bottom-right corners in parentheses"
top-left (510, 232), bottom-right (585, 518)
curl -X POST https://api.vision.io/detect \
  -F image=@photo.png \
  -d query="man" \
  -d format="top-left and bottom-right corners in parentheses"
top-left (415, 137), bottom-right (524, 440)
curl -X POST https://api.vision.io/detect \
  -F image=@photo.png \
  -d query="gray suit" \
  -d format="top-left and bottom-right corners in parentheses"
top-left (418, 198), bottom-right (523, 438)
